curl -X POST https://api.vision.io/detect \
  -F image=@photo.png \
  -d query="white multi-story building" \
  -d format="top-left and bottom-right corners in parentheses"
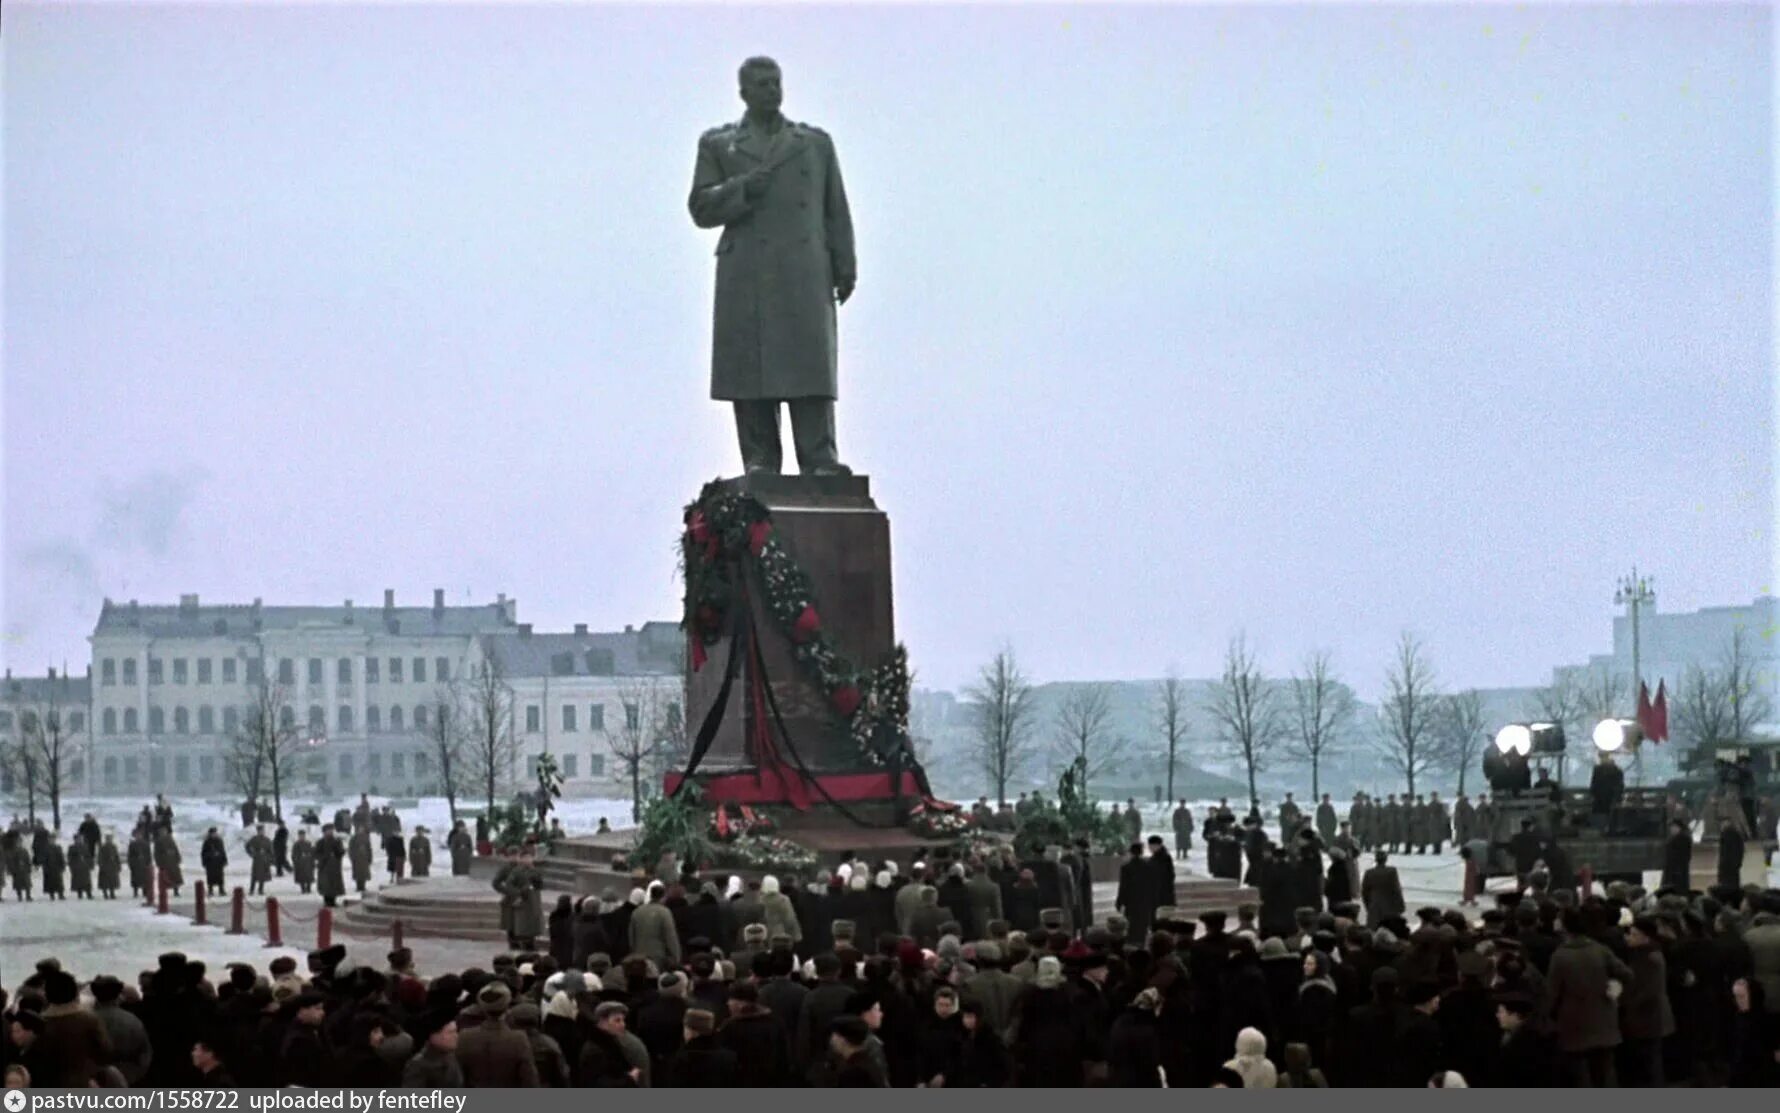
top-left (0, 591), bottom-right (683, 801)
top-left (0, 669), bottom-right (95, 809)
top-left (488, 621), bottom-right (684, 797)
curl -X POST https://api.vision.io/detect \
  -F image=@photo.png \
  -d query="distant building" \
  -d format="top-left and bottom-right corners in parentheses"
top-left (0, 591), bottom-right (679, 803)
top-left (0, 669), bottom-right (95, 813)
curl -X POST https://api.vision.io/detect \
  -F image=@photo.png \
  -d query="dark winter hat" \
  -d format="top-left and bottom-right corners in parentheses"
top-left (268, 957), bottom-right (298, 979)
top-left (1039, 907), bottom-right (1065, 929)
top-left (476, 980), bottom-right (512, 1013)
top-left (228, 965), bottom-right (257, 992)
top-left (742, 924), bottom-right (769, 943)
top-left (1199, 910), bottom-right (1227, 929)
top-left (683, 1008), bottom-right (716, 1037)
top-left (44, 970), bottom-right (78, 1006)
top-left (158, 952), bottom-right (188, 973)
top-left (831, 919), bottom-right (857, 942)
top-left (387, 947), bottom-right (413, 970)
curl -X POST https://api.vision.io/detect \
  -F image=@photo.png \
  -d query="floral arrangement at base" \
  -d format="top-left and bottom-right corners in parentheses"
top-left (709, 833), bottom-right (820, 875)
top-left (906, 803), bottom-right (978, 841)
top-left (711, 803), bottom-right (777, 842)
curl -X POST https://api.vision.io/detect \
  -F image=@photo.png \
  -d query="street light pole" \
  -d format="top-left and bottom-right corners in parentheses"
top-left (1615, 568), bottom-right (1656, 783)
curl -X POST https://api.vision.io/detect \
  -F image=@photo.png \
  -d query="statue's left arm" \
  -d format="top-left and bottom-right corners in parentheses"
top-left (822, 133), bottom-right (857, 301)
top-left (688, 131), bottom-right (755, 230)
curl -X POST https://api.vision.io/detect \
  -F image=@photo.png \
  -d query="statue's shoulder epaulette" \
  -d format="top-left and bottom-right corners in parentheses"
top-left (701, 122), bottom-right (739, 141)
top-left (796, 121), bottom-right (829, 138)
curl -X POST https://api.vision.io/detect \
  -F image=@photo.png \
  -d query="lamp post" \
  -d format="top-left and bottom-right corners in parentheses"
top-left (1615, 568), bottom-right (1655, 783)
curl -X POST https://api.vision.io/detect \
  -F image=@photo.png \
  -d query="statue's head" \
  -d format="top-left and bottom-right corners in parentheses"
top-left (738, 56), bottom-right (782, 114)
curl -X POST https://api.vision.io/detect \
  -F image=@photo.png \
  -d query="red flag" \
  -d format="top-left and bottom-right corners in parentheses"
top-left (1653, 680), bottom-right (1669, 743)
top-left (714, 805), bottom-right (730, 839)
top-left (1636, 681), bottom-right (1655, 740)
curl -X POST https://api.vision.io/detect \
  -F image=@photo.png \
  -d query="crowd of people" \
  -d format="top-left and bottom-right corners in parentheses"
top-left (4, 788), bottom-right (1780, 1090)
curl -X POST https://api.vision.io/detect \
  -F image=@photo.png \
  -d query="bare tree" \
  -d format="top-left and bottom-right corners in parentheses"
top-left (1289, 650), bottom-right (1355, 800)
top-left (1374, 632), bottom-right (1443, 796)
top-left (0, 728), bottom-right (43, 823)
top-left (1673, 663), bottom-right (1735, 754)
top-left (1435, 689), bottom-right (1489, 796)
top-left (1051, 683), bottom-right (1126, 799)
top-left (1723, 628), bottom-right (1773, 743)
top-left (1205, 634), bottom-right (1285, 810)
top-left (226, 682), bottom-right (301, 821)
top-left (1533, 673), bottom-right (1592, 773)
top-left (966, 648), bottom-right (1040, 807)
top-left (427, 682), bottom-right (468, 823)
top-left (466, 651), bottom-right (519, 814)
top-left (604, 677), bottom-right (674, 822)
top-left (5, 677), bottom-right (85, 831)
top-left (1153, 669), bottom-right (1190, 802)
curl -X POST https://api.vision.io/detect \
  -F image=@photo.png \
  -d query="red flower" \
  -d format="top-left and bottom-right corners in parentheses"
top-left (747, 519), bottom-right (773, 556)
top-left (792, 605), bottom-right (821, 643)
top-left (831, 684), bottom-right (862, 717)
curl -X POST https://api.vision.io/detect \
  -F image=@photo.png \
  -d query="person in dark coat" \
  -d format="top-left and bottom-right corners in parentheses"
top-left (78, 813), bottom-right (102, 857)
top-left (315, 826), bottom-right (347, 907)
top-left (547, 895), bottom-right (576, 971)
top-left (951, 1000), bottom-right (1012, 1087)
top-left (1005, 870), bottom-right (1041, 933)
top-left (1718, 819), bottom-right (1747, 889)
top-left (126, 831), bottom-right (152, 898)
top-left (1324, 849), bottom-right (1354, 907)
top-left (1011, 958), bottom-right (1084, 1087)
top-left (1547, 906), bottom-right (1633, 1086)
top-left (291, 830), bottom-right (316, 894)
top-left (1146, 836), bottom-right (1176, 915)
top-left (1508, 819), bottom-right (1543, 885)
top-left (383, 828), bottom-right (406, 883)
top-left (348, 827), bottom-right (373, 893)
top-left (409, 828), bottom-right (432, 878)
top-left (1115, 845), bottom-right (1156, 941)
top-left (246, 826), bottom-right (273, 895)
top-left (1333, 968), bottom-right (1405, 1088)
top-left (272, 822), bottom-right (290, 877)
top-left (716, 984), bottom-right (794, 1088)
top-left (1257, 849), bottom-right (1298, 939)
top-left (665, 1009), bottom-right (738, 1087)
top-left (448, 821), bottom-right (474, 875)
top-left (199, 829), bottom-right (227, 893)
top-left (41, 835), bottom-right (68, 899)
top-left (914, 988), bottom-right (967, 1087)
top-left (1658, 819), bottom-right (1694, 893)
top-left (67, 839), bottom-right (94, 899)
top-left (96, 833), bottom-right (122, 899)
top-left (1360, 851), bottom-right (1405, 927)
top-left (1487, 993), bottom-right (1552, 1087)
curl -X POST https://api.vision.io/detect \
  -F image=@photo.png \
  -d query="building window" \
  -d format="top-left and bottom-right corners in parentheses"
top-left (197, 658), bottom-right (212, 684)
top-left (588, 754), bottom-right (606, 777)
top-left (366, 657), bottom-right (380, 683)
top-left (69, 711), bottom-right (84, 732)
top-left (172, 707), bottom-right (188, 733)
top-left (103, 708), bottom-right (117, 735)
top-left (414, 752), bottom-right (429, 778)
top-left (175, 755), bottom-right (190, 783)
top-left (104, 757), bottom-right (118, 786)
top-left (173, 658), bottom-right (188, 684)
top-left (149, 755), bottom-right (166, 782)
top-left (198, 706), bottom-right (214, 734)
top-left (368, 752), bottom-right (382, 778)
top-left (149, 658), bottom-right (164, 684)
top-left (391, 705), bottom-right (404, 731)
top-left (199, 755), bottom-right (214, 783)
top-left (339, 753), bottom-right (354, 779)
top-left (562, 705), bottom-right (578, 732)
top-left (367, 705), bottom-right (382, 733)
top-left (389, 657), bottom-right (403, 683)
top-left (625, 703), bottom-right (640, 731)
top-left (308, 658), bottom-right (323, 685)
top-left (0, 710), bottom-right (14, 731)
top-left (415, 705), bottom-right (429, 729)
top-left (562, 753), bottom-right (578, 778)
top-left (149, 707), bottom-right (165, 733)
top-left (232, 658), bottom-right (247, 684)
top-left (392, 752), bottom-right (406, 777)
top-left (552, 653), bottom-right (575, 676)
top-left (125, 756), bottom-right (140, 781)
top-left (280, 706), bottom-right (296, 729)
top-left (435, 657), bottom-right (450, 682)
top-left (123, 658), bottom-right (138, 685)
top-left (224, 707), bottom-right (239, 734)
top-left (102, 658), bottom-right (116, 685)
top-left (412, 658), bottom-right (427, 684)
top-left (590, 704), bottom-right (605, 731)
top-left (279, 658), bottom-right (295, 685)
top-left (338, 705), bottom-right (354, 733)
top-left (19, 711), bottom-right (38, 733)
top-left (124, 708), bottom-right (139, 732)
top-left (526, 705), bottom-right (541, 733)
top-left (308, 705), bottom-right (324, 733)
top-left (338, 658), bottom-right (353, 684)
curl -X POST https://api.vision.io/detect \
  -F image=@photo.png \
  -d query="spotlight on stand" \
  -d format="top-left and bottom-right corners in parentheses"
top-left (1528, 722), bottom-right (1567, 755)
top-left (1495, 725), bottom-right (1532, 756)
top-left (1591, 718), bottom-right (1642, 754)
top-left (1485, 724), bottom-right (1535, 793)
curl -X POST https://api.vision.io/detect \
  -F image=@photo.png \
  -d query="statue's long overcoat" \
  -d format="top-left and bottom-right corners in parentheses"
top-left (689, 116), bottom-right (856, 402)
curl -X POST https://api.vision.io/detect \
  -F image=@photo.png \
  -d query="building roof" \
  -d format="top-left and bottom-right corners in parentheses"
top-left (486, 622), bottom-right (681, 679)
top-left (92, 596), bottom-right (517, 639)
top-left (2, 673), bottom-right (93, 705)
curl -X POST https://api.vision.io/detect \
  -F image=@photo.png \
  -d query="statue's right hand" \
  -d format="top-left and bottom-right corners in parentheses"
top-left (742, 166), bottom-right (770, 200)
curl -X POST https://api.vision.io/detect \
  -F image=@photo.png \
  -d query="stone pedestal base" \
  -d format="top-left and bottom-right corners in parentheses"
top-left (680, 474), bottom-right (903, 812)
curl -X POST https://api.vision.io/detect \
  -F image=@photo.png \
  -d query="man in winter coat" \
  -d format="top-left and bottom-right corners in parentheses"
top-left (503, 849), bottom-right (545, 950)
top-left (96, 832), bottom-right (122, 899)
top-left (1172, 801), bottom-right (1193, 853)
top-left (630, 882), bottom-right (683, 969)
top-left (1315, 794), bottom-right (1338, 842)
top-left (41, 833), bottom-right (68, 899)
top-left (1718, 818), bottom-right (1747, 889)
top-left (1453, 794), bottom-right (1474, 845)
top-left (126, 830), bottom-right (152, 898)
top-left (348, 825), bottom-right (374, 893)
top-left (962, 862), bottom-right (1003, 941)
top-left (67, 837), bottom-right (94, 898)
top-left (1279, 794), bottom-right (1303, 843)
top-left (90, 975), bottom-right (151, 1084)
top-left (292, 829), bottom-right (316, 893)
top-left (1115, 844), bottom-right (1156, 941)
top-left (199, 828), bottom-right (228, 892)
top-left (315, 825), bottom-right (347, 907)
top-left (1546, 906), bottom-right (1633, 1086)
top-left (272, 822), bottom-right (290, 877)
top-left (1146, 835), bottom-right (1177, 914)
top-left (448, 821), bottom-right (474, 875)
top-left (1360, 851), bottom-right (1405, 927)
top-left (3, 831), bottom-right (32, 899)
top-left (455, 983), bottom-right (541, 1087)
top-left (410, 828), bottom-right (433, 878)
top-left (246, 825), bottom-right (273, 895)
top-left (37, 970), bottom-right (112, 1086)
top-left (1660, 819), bottom-right (1693, 893)
top-left (1619, 915), bottom-right (1675, 1086)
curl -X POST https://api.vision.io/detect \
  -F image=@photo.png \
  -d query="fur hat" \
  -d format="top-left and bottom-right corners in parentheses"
top-left (831, 919), bottom-right (857, 942)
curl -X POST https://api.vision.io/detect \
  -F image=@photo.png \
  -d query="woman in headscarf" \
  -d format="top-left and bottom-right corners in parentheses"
top-left (1223, 1027), bottom-right (1278, 1088)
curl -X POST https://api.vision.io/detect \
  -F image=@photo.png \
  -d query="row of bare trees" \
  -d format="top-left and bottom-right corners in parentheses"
top-left (0, 678), bottom-right (84, 830)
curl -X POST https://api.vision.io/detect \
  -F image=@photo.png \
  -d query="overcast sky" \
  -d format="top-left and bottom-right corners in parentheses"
top-left (3, 1), bottom-right (1773, 701)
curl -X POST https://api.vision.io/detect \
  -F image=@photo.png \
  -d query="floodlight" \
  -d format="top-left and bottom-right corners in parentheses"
top-left (1529, 723), bottom-right (1567, 755)
top-left (1495, 724), bottom-right (1532, 757)
top-left (1592, 718), bottom-right (1642, 753)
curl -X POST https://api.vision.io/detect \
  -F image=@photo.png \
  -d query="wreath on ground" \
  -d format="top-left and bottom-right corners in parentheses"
top-left (632, 785), bottom-right (818, 877)
top-left (682, 482), bottom-right (913, 769)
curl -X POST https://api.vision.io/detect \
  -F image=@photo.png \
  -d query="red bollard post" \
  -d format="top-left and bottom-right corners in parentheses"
top-left (229, 887), bottom-right (246, 935)
top-left (265, 897), bottom-right (283, 948)
top-left (194, 881), bottom-right (208, 926)
top-left (157, 869), bottom-right (170, 915)
top-left (1578, 864), bottom-right (1594, 901)
top-left (317, 906), bottom-right (334, 951)
top-left (393, 918), bottom-right (405, 951)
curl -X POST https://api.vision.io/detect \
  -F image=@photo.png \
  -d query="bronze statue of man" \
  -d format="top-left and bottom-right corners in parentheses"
top-left (689, 57), bottom-right (856, 476)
